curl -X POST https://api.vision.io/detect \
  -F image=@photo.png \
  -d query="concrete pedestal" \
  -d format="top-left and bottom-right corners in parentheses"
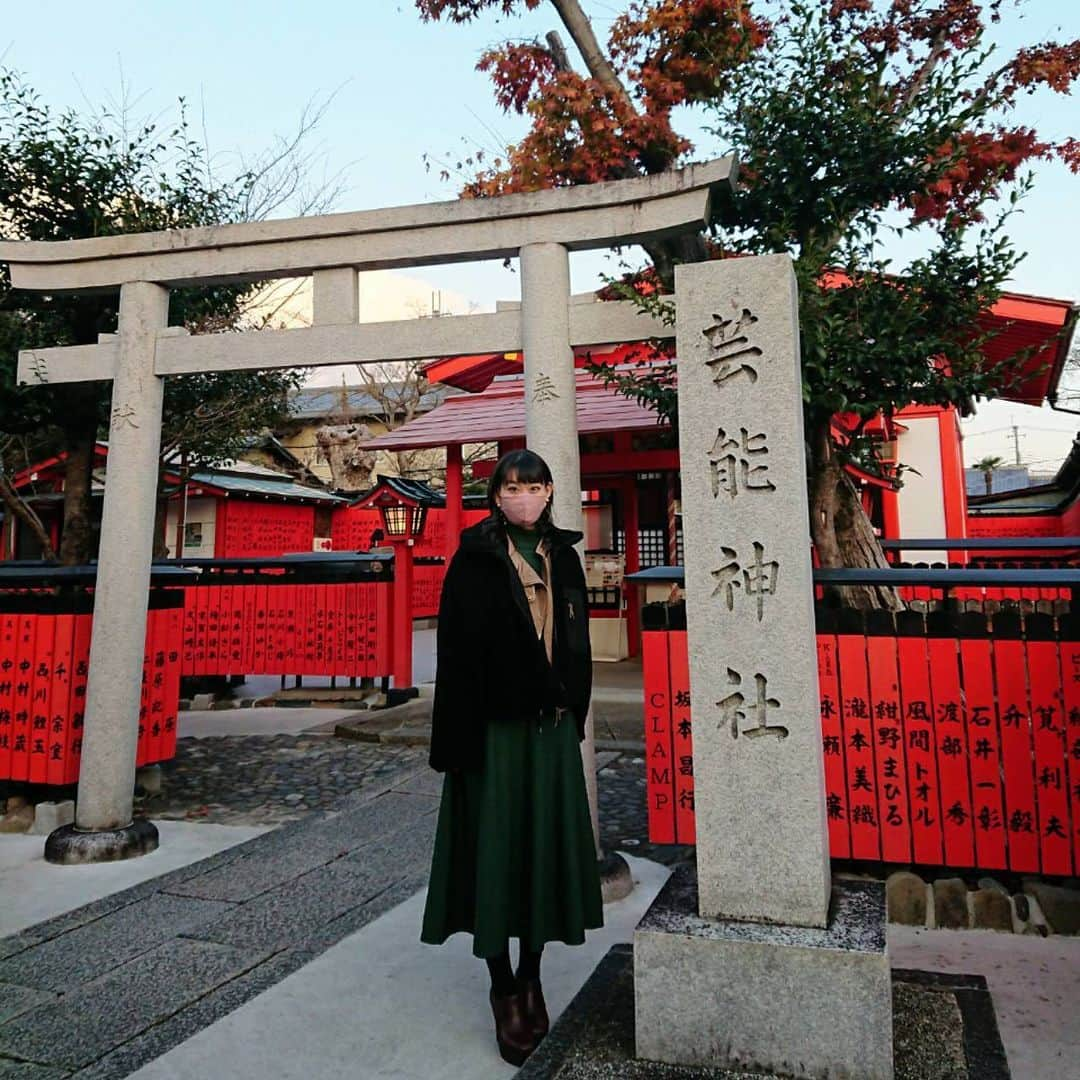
top-left (634, 864), bottom-right (893, 1079)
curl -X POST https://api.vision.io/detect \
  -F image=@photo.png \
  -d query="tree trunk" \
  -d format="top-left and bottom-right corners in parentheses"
top-left (642, 233), bottom-right (710, 291)
top-left (58, 399), bottom-right (101, 566)
top-left (550, 0), bottom-right (633, 107)
top-left (808, 418), bottom-right (903, 611)
top-left (152, 468), bottom-right (170, 560)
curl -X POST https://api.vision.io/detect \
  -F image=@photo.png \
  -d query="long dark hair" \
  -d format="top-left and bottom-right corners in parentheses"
top-left (487, 449), bottom-right (555, 532)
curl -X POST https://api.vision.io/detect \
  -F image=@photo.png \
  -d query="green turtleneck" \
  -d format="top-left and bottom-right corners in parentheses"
top-left (506, 521), bottom-right (544, 577)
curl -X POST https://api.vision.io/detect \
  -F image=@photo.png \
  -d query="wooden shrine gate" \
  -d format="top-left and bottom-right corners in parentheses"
top-left (643, 603), bottom-right (1080, 877)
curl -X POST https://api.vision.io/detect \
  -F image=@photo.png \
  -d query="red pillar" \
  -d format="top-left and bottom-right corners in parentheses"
top-left (937, 407), bottom-right (969, 563)
top-left (445, 443), bottom-right (463, 562)
top-left (881, 486), bottom-right (901, 547)
top-left (665, 472), bottom-right (679, 566)
top-left (391, 539), bottom-right (414, 688)
top-left (623, 475), bottom-right (641, 659)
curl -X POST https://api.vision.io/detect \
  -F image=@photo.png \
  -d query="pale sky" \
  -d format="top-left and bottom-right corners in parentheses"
top-left (3, 0), bottom-right (1078, 466)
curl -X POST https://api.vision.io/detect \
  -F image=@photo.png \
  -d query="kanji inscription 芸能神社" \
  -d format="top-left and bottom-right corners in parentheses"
top-left (702, 308), bottom-right (761, 386)
top-left (707, 426), bottom-right (775, 499)
top-left (671, 256), bottom-right (831, 927)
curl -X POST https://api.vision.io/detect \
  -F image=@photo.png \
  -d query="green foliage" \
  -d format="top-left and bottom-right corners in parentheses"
top-left (590, 1), bottom-right (1053, 470)
top-left (162, 369), bottom-right (303, 475)
top-left (0, 67), bottom-right (296, 474)
top-left (705, 2), bottom-right (1030, 443)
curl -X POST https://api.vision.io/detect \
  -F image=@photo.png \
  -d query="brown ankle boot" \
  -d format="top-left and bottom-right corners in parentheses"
top-left (519, 978), bottom-right (549, 1041)
top-left (489, 988), bottom-right (536, 1066)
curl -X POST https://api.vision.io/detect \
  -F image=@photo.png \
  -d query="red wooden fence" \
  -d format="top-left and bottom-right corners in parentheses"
top-left (643, 608), bottom-right (1080, 875)
top-left (180, 581), bottom-right (392, 679)
top-left (0, 594), bottom-right (182, 784)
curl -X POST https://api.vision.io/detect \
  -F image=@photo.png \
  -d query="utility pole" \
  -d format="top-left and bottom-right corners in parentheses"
top-left (1009, 418), bottom-right (1024, 465)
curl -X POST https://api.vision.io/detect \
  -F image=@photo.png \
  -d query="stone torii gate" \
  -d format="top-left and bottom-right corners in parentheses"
top-left (3, 157), bottom-right (894, 1077)
top-left (1, 159), bottom-right (734, 863)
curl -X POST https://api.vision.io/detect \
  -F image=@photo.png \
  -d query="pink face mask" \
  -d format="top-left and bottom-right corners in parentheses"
top-left (499, 491), bottom-right (549, 528)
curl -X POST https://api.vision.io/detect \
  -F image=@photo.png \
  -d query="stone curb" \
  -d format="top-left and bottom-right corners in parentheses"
top-left (180, 697), bottom-right (371, 712)
top-left (884, 870), bottom-right (1080, 934)
top-left (183, 681), bottom-right (641, 713)
top-left (333, 714), bottom-right (646, 759)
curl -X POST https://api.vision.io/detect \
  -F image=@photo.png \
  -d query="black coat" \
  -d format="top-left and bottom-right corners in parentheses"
top-left (428, 516), bottom-right (593, 773)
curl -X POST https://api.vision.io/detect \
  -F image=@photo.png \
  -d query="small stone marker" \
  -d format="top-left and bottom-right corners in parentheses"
top-left (30, 800), bottom-right (75, 836)
top-left (0, 795), bottom-right (35, 834)
top-left (634, 255), bottom-right (893, 1079)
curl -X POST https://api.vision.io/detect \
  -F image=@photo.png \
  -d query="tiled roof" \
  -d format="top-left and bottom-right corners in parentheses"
top-left (359, 369), bottom-right (670, 450)
top-left (287, 383), bottom-right (451, 421)
top-left (189, 470), bottom-right (346, 504)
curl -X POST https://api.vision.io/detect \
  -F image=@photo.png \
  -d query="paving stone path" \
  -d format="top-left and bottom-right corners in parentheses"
top-left (0, 760), bottom-right (443, 1080)
top-left (0, 733), bottom-right (688, 1079)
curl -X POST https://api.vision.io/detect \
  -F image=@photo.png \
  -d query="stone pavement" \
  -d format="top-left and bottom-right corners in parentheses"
top-left (4, 696), bottom-right (1078, 1078)
top-left (889, 924), bottom-right (1080, 1079)
top-left (124, 857), bottom-right (672, 1080)
top-left (0, 746), bottom-right (677, 1080)
top-left (0, 757), bottom-right (442, 1078)
top-left (0, 822), bottom-right (269, 940)
top-left (2, 730), bottom-right (1079, 1077)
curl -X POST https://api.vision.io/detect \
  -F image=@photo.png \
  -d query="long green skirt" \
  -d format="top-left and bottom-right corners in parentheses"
top-left (420, 709), bottom-right (604, 958)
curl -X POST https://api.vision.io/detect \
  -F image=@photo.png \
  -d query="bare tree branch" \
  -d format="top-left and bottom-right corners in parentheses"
top-left (0, 435), bottom-right (56, 559)
top-left (233, 89), bottom-right (352, 222)
top-left (545, 30), bottom-right (573, 73)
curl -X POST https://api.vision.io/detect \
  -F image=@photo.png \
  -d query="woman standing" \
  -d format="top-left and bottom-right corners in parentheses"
top-left (421, 449), bottom-right (603, 1066)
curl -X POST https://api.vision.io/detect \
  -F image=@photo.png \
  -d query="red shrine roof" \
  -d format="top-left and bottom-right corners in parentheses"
top-left (421, 341), bottom-right (668, 395)
top-left (369, 286), bottom-right (1075, 454)
top-left (361, 367), bottom-right (671, 451)
top-left (978, 292), bottom-right (1077, 406)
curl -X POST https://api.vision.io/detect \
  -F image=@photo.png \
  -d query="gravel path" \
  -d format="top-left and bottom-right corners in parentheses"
top-left (144, 734), bottom-right (426, 826)
top-left (597, 754), bottom-right (694, 867)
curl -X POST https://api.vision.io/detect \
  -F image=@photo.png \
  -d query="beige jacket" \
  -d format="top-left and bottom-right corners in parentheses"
top-left (507, 535), bottom-right (555, 666)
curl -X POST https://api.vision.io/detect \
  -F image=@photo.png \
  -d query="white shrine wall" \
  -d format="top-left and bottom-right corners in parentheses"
top-left (895, 414), bottom-right (948, 561)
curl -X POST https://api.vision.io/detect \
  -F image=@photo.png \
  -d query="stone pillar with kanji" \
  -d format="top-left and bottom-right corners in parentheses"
top-left (633, 255), bottom-right (894, 1079)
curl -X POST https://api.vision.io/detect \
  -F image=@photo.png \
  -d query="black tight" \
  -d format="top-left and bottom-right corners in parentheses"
top-left (517, 946), bottom-right (542, 982)
top-left (486, 942), bottom-right (544, 995)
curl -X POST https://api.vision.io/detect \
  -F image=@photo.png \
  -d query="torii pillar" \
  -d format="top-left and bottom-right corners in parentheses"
top-left (45, 283), bottom-right (169, 862)
top-left (520, 242), bottom-right (604, 860)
